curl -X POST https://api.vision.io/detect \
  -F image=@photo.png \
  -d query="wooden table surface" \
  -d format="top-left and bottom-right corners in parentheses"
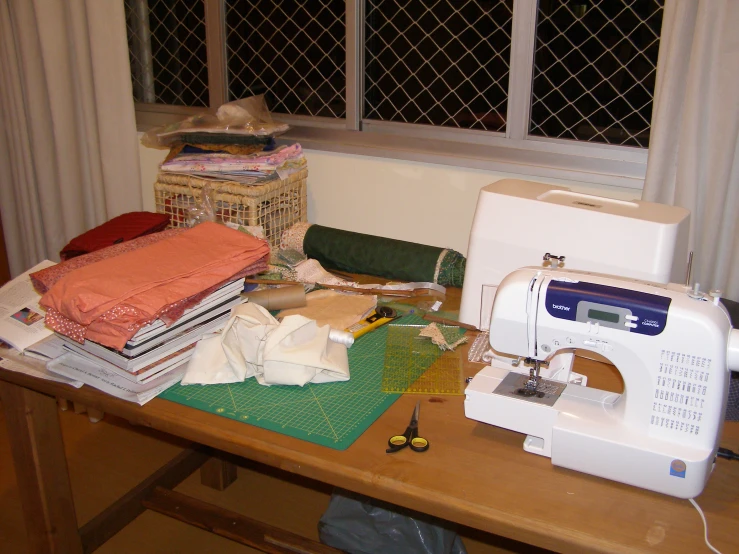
top-left (2, 285), bottom-right (738, 553)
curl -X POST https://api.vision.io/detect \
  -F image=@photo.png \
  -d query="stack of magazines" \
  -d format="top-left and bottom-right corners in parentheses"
top-left (46, 278), bottom-right (244, 404)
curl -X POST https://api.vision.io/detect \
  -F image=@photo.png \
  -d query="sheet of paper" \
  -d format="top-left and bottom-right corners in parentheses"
top-left (47, 352), bottom-right (186, 405)
top-left (0, 347), bottom-right (83, 387)
top-left (0, 260), bottom-right (56, 351)
top-left (23, 335), bottom-right (68, 361)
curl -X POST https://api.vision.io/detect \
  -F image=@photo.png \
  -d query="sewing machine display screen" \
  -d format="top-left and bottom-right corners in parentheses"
top-left (575, 300), bottom-right (632, 330)
top-left (587, 308), bottom-right (619, 323)
top-left (545, 280), bottom-right (670, 336)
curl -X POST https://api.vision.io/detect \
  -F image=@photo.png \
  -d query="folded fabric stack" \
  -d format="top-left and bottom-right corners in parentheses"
top-left (159, 142), bottom-right (307, 186)
top-left (31, 222), bottom-right (270, 402)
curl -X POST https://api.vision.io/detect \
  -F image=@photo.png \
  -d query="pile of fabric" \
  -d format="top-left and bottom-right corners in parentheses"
top-left (144, 94), bottom-right (305, 187)
top-left (34, 222), bottom-right (270, 351)
top-left (159, 142), bottom-right (306, 185)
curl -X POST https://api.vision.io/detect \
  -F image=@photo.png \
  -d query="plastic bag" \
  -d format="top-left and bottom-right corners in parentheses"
top-left (318, 489), bottom-right (467, 554)
top-left (184, 184), bottom-right (219, 227)
top-left (141, 94), bottom-right (290, 149)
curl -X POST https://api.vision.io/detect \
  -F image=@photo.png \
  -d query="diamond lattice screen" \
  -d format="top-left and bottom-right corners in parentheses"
top-left (365, 0), bottom-right (513, 132)
top-left (125, 0), bottom-right (209, 106)
top-left (226, 0), bottom-right (346, 118)
top-left (530, 0), bottom-right (664, 147)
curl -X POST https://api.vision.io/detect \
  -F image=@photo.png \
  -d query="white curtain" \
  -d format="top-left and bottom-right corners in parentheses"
top-left (644, 0), bottom-right (739, 301)
top-left (0, 0), bottom-right (143, 277)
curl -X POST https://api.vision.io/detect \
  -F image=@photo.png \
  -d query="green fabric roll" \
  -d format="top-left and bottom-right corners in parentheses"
top-left (302, 225), bottom-right (466, 287)
top-left (436, 249), bottom-right (466, 288)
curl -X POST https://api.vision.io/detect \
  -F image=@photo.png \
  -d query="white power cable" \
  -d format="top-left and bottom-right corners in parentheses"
top-left (688, 498), bottom-right (722, 553)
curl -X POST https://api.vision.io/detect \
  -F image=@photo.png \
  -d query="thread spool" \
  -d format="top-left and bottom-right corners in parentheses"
top-left (329, 329), bottom-right (355, 348)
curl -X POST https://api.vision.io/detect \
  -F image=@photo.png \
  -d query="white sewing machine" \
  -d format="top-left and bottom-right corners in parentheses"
top-left (464, 267), bottom-right (739, 498)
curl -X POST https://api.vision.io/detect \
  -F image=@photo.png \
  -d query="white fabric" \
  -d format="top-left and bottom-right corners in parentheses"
top-left (0, 0), bottom-right (143, 277)
top-left (643, 0), bottom-right (739, 301)
top-left (182, 330), bottom-right (234, 385)
top-left (182, 303), bottom-right (350, 387)
top-left (294, 258), bottom-right (354, 286)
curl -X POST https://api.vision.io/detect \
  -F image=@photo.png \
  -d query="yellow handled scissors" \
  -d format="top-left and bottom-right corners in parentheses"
top-left (386, 401), bottom-right (429, 453)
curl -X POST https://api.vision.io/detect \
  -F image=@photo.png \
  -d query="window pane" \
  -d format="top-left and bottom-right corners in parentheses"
top-left (125, 0), bottom-right (209, 107)
top-left (530, 0), bottom-right (664, 147)
top-left (226, 0), bottom-right (346, 118)
top-left (365, 0), bottom-right (513, 132)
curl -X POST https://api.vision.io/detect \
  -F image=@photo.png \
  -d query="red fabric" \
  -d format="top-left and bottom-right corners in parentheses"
top-left (59, 212), bottom-right (171, 260)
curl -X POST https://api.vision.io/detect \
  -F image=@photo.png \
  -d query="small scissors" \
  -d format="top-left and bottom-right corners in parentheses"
top-left (386, 401), bottom-right (429, 453)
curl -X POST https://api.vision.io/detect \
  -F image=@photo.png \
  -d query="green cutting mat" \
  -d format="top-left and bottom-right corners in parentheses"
top-left (159, 316), bottom-right (432, 450)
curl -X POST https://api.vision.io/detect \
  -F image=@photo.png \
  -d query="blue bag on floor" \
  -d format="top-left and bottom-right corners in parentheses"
top-left (318, 489), bottom-right (467, 554)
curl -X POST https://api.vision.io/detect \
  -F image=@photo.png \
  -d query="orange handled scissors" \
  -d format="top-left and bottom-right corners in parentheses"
top-left (386, 401), bottom-right (429, 453)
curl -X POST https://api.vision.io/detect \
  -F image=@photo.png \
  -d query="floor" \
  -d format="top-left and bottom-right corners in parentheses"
top-left (0, 399), bottom-right (545, 554)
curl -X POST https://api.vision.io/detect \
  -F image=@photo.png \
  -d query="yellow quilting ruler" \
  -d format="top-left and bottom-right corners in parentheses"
top-left (380, 322), bottom-right (466, 395)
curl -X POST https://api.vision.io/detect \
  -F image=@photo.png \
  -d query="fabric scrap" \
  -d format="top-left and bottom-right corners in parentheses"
top-left (182, 302), bottom-right (350, 387)
top-left (419, 323), bottom-right (469, 351)
top-left (278, 290), bottom-right (377, 331)
top-left (293, 259), bottom-right (354, 287)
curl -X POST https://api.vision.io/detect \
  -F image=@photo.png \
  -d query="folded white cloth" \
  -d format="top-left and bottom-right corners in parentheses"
top-left (182, 303), bottom-right (350, 386)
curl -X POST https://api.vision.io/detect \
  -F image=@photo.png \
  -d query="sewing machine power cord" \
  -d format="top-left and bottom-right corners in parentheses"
top-left (716, 447), bottom-right (739, 461)
top-left (689, 498), bottom-right (722, 554)
top-left (685, 447), bottom-right (738, 553)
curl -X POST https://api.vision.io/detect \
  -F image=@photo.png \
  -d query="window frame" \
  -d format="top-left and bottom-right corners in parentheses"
top-left (133, 0), bottom-right (652, 190)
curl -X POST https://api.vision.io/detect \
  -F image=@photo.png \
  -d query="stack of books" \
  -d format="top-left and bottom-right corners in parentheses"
top-left (47, 278), bottom-right (244, 404)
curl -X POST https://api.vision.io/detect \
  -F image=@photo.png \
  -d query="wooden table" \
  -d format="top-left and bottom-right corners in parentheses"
top-left (2, 288), bottom-right (738, 553)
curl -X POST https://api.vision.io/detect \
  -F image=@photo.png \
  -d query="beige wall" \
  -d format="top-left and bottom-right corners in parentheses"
top-left (138, 139), bottom-right (639, 256)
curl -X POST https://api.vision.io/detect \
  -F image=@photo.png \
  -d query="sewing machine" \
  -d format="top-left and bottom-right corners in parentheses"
top-left (464, 267), bottom-right (739, 498)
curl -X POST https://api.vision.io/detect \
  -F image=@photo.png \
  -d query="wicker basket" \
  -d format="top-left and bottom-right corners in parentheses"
top-left (154, 169), bottom-right (307, 250)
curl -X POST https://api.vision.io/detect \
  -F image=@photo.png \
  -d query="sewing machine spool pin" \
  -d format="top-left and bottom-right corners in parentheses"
top-left (543, 253), bottom-right (566, 268)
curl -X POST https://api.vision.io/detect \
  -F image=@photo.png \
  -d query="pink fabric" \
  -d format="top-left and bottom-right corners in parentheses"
top-left (43, 259), bottom-right (267, 349)
top-left (41, 223), bottom-right (270, 350)
top-left (31, 229), bottom-right (184, 294)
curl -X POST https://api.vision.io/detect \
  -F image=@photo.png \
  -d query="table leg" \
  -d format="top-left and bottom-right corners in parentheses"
top-left (200, 453), bottom-right (238, 491)
top-left (0, 381), bottom-right (83, 554)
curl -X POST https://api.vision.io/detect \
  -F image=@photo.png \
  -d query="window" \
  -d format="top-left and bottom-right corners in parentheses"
top-left (364, 1), bottom-right (512, 132)
top-left (126, 0), bottom-right (209, 106)
top-left (126, 0), bottom-right (664, 187)
top-left (530, 1), bottom-right (663, 147)
top-left (226, 0), bottom-right (347, 118)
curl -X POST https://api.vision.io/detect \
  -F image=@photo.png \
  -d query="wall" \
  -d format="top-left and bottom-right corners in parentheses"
top-left (138, 140), bottom-right (640, 256)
